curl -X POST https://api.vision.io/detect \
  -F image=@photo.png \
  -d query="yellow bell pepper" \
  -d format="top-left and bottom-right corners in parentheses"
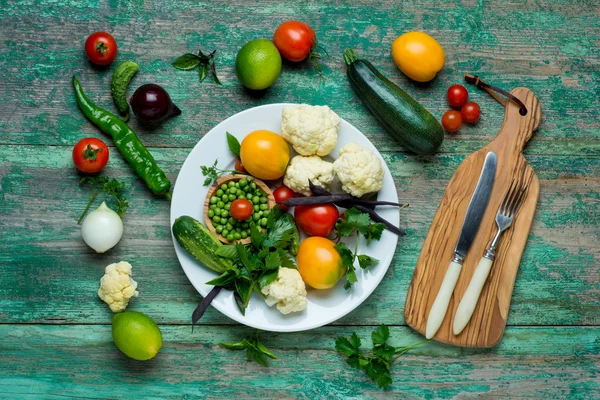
top-left (392, 32), bottom-right (445, 82)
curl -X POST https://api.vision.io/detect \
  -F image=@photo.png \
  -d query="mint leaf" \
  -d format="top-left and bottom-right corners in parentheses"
top-left (358, 254), bottom-right (378, 269)
top-left (172, 53), bottom-right (201, 70)
top-left (226, 132), bottom-right (241, 157)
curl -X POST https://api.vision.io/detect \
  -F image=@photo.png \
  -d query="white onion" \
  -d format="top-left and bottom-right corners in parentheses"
top-left (81, 201), bottom-right (123, 253)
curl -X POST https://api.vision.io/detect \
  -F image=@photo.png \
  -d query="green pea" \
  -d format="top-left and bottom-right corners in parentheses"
top-left (257, 211), bottom-right (263, 217)
top-left (222, 229), bottom-right (229, 237)
top-left (228, 181), bottom-right (236, 188)
top-left (259, 204), bottom-right (268, 211)
top-left (235, 227), bottom-right (241, 232)
top-left (221, 194), bottom-right (229, 201)
top-left (226, 223), bottom-right (233, 231)
top-left (241, 222), bottom-right (249, 229)
top-left (253, 205), bottom-right (260, 212)
top-left (253, 213), bottom-right (261, 221)
top-left (227, 217), bottom-right (235, 225)
top-left (225, 203), bottom-right (231, 210)
top-left (244, 185), bottom-right (252, 193)
top-left (221, 184), bottom-right (228, 191)
top-left (260, 218), bottom-right (268, 226)
top-left (208, 210), bottom-right (215, 218)
top-left (262, 211), bottom-right (269, 218)
top-left (241, 231), bottom-right (248, 239)
top-left (210, 204), bottom-right (217, 210)
top-left (210, 196), bottom-right (217, 204)
top-left (250, 182), bottom-right (257, 190)
top-left (239, 179), bottom-right (248, 187)
top-left (246, 176), bottom-right (253, 182)
top-left (213, 215), bottom-right (221, 224)
top-left (238, 194), bottom-right (246, 200)
top-left (216, 189), bottom-right (224, 197)
top-left (216, 201), bottom-right (224, 208)
top-left (234, 181), bottom-right (240, 188)
top-left (252, 196), bottom-right (260, 204)
top-left (259, 196), bottom-right (267, 204)
top-left (214, 207), bottom-right (222, 214)
top-left (226, 234), bottom-right (234, 242)
top-left (228, 187), bottom-right (236, 195)
top-left (234, 232), bottom-right (241, 240)
top-left (227, 194), bottom-right (235, 201)
top-left (221, 210), bottom-right (229, 218)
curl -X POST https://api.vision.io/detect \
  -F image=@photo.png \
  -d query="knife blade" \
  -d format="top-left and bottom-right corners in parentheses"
top-left (425, 151), bottom-right (497, 339)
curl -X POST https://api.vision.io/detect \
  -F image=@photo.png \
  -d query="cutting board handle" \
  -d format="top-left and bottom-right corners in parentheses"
top-left (492, 87), bottom-right (542, 153)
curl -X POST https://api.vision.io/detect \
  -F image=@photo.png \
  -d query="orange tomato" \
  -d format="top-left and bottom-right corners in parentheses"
top-left (296, 237), bottom-right (345, 289)
top-left (240, 130), bottom-right (290, 180)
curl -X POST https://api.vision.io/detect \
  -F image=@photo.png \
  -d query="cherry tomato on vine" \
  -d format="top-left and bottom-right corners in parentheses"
top-left (294, 203), bottom-right (339, 237)
top-left (230, 199), bottom-right (253, 221)
top-left (72, 138), bottom-right (109, 173)
top-left (273, 21), bottom-right (317, 62)
top-left (441, 110), bottom-right (462, 133)
top-left (447, 84), bottom-right (468, 108)
top-left (234, 160), bottom-right (247, 174)
top-left (84, 32), bottom-right (118, 65)
top-left (273, 185), bottom-right (295, 211)
top-left (461, 102), bottom-right (481, 123)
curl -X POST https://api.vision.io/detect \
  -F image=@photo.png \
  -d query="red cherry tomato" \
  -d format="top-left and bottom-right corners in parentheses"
top-left (273, 185), bottom-right (295, 212)
top-left (442, 110), bottom-right (462, 133)
top-left (447, 84), bottom-right (469, 108)
top-left (72, 138), bottom-right (109, 173)
top-left (230, 199), bottom-right (253, 221)
top-left (84, 32), bottom-right (118, 65)
top-left (461, 102), bottom-right (481, 123)
top-left (294, 203), bottom-right (339, 237)
top-left (273, 21), bottom-right (317, 62)
top-left (234, 160), bottom-right (247, 173)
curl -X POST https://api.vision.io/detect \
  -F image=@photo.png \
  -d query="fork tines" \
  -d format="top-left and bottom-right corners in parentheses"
top-left (500, 180), bottom-right (528, 218)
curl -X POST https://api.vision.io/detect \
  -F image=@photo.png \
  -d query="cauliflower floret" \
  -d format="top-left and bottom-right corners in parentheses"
top-left (333, 142), bottom-right (384, 197)
top-left (261, 267), bottom-right (307, 315)
top-left (281, 104), bottom-right (341, 156)
top-left (98, 261), bottom-right (139, 312)
top-left (283, 155), bottom-right (334, 196)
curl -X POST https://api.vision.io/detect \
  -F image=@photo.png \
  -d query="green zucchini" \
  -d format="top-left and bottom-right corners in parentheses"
top-left (172, 216), bottom-right (233, 273)
top-left (344, 49), bottom-right (443, 154)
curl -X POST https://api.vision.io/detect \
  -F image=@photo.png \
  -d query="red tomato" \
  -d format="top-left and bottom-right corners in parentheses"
top-left (294, 203), bottom-right (339, 237)
top-left (230, 199), bottom-right (253, 221)
top-left (84, 32), bottom-right (118, 65)
top-left (72, 138), bottom-right (109, 173)
top-left (441, 110), bottom-right (462, 133)
top-left (461, 102), bottom-right (481, 123)
top-left (234, 160), bottom-right (247, 174)
top-left (447, 84), bottom-right (468, 108)
top-left (273, 185), bottom-right (295, 211)
top-left (273, 21), bottom-right (317, 62)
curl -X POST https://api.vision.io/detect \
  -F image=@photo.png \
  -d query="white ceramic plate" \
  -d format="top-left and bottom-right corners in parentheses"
top-left (170, 104), bottom-right (399, 332)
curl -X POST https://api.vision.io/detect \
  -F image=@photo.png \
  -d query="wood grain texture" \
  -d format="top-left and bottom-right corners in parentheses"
top-left (406, 88), bottom-right (544, 347)
top-left (0, 0), bottom-right (598, 397)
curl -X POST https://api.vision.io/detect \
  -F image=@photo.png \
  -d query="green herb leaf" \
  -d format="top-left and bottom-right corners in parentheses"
top-left (264, 251), bottom-right (281, 270)
top-left (256, 340), bottom-right (278, 359)
top-left (205, 268), bottom-right (239, 287)
top-left (198, 63), bottom-right (208, 82)
top-left (215, 245), bottom-right (238, 259)
top-left (226, 132), bottom-right (241, 157)
top-left (335, 243), bottom-right (356, 290)
top-left (371, 325), bottom-right (390, 345)
top-left (200, 159), bottom-right (241, 186)
top-left (258, 269), bottom-right (279, 288)
top-left (335, 334), bottom-right (361, 357)
top-left (220, 331), bottom-right (277, 367)
top-left (263, 217), bottom-right (296, 249)
top-left (358, 254), bottom-right (378, 269)
top-left (246, 345), bottom-right (268, 367)
top-left (277, 249), bottom-right (296, 269)
top-left (219, 341), bottom-right (248, 350)
top-left (172, 53), bottom-right (201, 70)
top-left (250, 225), bottom-right (267, 249)
top-left (78, 176), bottom-right (129, 223)
top-left (364, 223), bottom-right (386, 244)
top-left (210, 60), bottom-right (222, 85)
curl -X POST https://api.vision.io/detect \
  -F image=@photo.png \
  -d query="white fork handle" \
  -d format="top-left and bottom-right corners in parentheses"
top-left (453, 256), bottom-right (494, 335)
top-left (426, 260), bottom-right (462, 339)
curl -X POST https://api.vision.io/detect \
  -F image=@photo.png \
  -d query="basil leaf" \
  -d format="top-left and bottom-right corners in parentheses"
top-left (215, 245), bottom-right (238, 259)
top-left (219, 341), bottom-right (248, 350)
top-left (211, 61), bottom-right (222, 85)
top-left (226, 132), bottom-right (241, 157)
top-left (358, 254), bottom-right (378, 269)
top-left (172, 53), bottom-right (201, 70)
top-left (256, 340), bottom-right (277, 359)
top-left (198, 63), bottom-right (208, 82)
top-left (246, 346), bottom-right (268, 367)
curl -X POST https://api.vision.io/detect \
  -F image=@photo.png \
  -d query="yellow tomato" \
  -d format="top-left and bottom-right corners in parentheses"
top-left (240, 130), bottom-right (290, 180)
top-left (391, 32), bottom-right (445, 82)
top-left (296, 237), bottom-right (345, 290)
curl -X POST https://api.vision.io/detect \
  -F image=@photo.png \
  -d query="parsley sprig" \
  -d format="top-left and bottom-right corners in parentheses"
top-left (220, 330), bottom-right (277, 367)
top-left (78, 177), bottom-right (129, 224)
top-left (335, 325), bottom-right (430, 389)
top-left (334, 208), bottom-right (386, 289)
top-left (199, 132), bottom-right (244, 185)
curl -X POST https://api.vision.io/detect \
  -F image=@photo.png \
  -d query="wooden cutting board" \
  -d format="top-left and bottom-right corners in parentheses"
top-left (404, 87), bottom-right (542, 348)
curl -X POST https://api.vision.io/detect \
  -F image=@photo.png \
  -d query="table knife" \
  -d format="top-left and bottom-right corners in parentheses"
top-left (425, 151), bottom-right (497, 339)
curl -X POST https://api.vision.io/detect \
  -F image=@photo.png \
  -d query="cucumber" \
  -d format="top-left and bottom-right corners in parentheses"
top-left (110, 61), bottom-right (139, 122)
top-left (172, 216), bottom-right (233, 273)
top-left (344, 49), bottom-right (443, 155)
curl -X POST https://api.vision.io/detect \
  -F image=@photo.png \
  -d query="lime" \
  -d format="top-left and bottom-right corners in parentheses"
top-left (112, 311), bottom-right (162, 361)
top-left (236, 39), bottom-right (282, 90)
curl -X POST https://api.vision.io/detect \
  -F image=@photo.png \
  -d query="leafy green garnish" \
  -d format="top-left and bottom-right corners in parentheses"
top-left (199, 159), bottom-right (241, 186)
top-left (172, 48), bottom-right (221, 85)
top-left (226, 132), bottom-right (241, 157)
top-left (220, 331), bottom-right (277, 367)
top-left (335, 325), bottom-right (430, 389)
top-left (334, 208), bottom-right (385, 289)
top-left (78, 176), bottom-right (129, 224)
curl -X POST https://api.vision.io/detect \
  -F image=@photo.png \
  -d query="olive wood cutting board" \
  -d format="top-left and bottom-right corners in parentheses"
top-left (405, 87), bottom-right (541, 348)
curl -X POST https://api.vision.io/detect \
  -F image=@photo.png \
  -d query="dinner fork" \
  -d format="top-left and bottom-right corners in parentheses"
top-left (453, 180), bottom-right (528, 335)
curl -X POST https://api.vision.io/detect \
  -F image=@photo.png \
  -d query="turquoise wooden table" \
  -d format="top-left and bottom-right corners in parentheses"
top-left (1, 1), bottom-right (598, 398)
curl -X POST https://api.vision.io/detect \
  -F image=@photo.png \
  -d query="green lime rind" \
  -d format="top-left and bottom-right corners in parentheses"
top-left (110, 61), bottom-right (139, 122)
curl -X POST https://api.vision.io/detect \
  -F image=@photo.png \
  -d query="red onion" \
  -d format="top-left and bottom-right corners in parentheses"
top-left (130, 83), bottom-right (181, 124)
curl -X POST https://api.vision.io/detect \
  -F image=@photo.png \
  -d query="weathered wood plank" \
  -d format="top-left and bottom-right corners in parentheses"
top-left (0, 325), bottom-right (598, 399)
top-left (1, 145), bottom-right (597, 325)
top-left (0, 1), bottom-right (598, 156)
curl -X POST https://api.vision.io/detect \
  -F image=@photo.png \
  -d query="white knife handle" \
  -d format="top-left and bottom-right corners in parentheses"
top-left (426, 260), bottom-right (462, 339)
top-left (453, 256), bottom-right (494, 335)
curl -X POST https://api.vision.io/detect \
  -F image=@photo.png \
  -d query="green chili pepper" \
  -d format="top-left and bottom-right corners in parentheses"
top-left (72, 76), bottom-right (171, 198)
